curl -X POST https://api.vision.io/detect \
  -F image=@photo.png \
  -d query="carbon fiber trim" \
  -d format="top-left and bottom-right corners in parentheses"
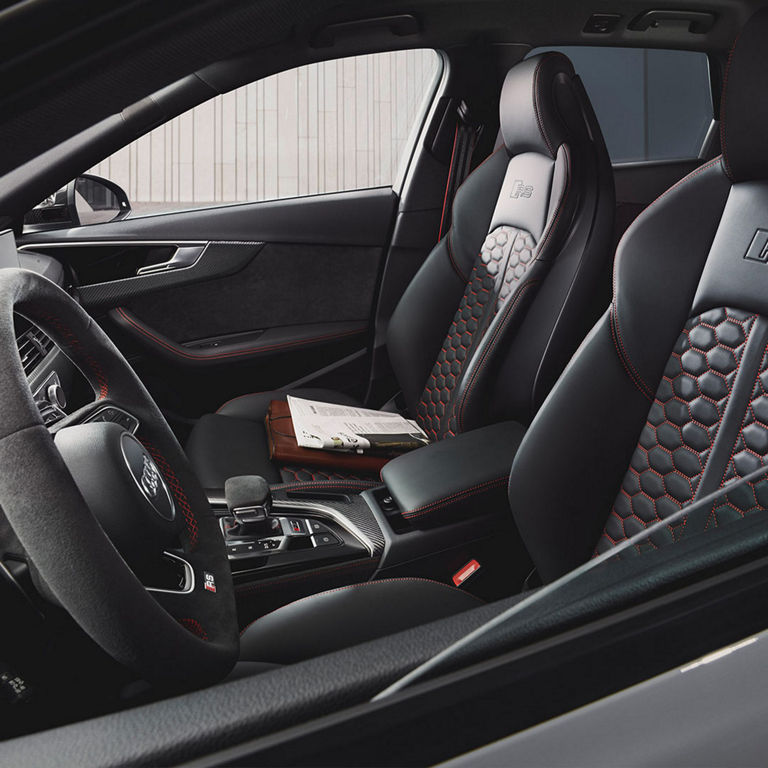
top-left (269, 488), bottom-right (386, 555)
top-left (72, 241), bottom-right (263, 308)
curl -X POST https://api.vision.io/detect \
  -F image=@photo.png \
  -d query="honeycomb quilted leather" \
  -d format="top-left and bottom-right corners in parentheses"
top-left (416, 225), bottom-right (537, 441)
top-left (596, 307), bottom-right (756, 553)
top-left (701, 345), bottom-right (768, 529)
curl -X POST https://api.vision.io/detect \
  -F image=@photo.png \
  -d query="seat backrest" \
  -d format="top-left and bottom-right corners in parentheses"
top-left (387, 52), bottom-right (614, 443)
top-left (509, 7), bottom-right (768, 582)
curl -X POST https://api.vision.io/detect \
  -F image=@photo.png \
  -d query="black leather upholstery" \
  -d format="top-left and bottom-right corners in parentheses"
top-left (187, 51), bottom-right (614, 493)
top-left (499, 53), bottom-right (578, 158)
top-left (720, 7), bottom-right (768, 183)
top-left (239, 577), bottom-right (484, 664)
top-left (510, 6), bottom-right (768, 582)
top-left (380, 421), bottom-right (526, 527)
top-left (242, 7), bottom-right (768, 663)
top-left (185, 388), bottom-right (361, 489)
top-left (395, 52), bottom-right (611, 440)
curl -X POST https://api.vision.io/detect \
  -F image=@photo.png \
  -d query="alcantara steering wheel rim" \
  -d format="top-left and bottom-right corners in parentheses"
top-left (0, 269), bottom-right (238, 685)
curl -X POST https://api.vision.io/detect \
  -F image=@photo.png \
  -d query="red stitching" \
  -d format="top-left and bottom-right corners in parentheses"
top-left (234, 559), bottom-right (373, 593)
top-left (142, 442), bottom-right (199, 549)
top-left (720, 33), bottom-right (741, 180)
top-left (537, 144), bottom-right (571, 256)
top-left (402, 475), bottom-right (508, 519)
top-left (35, 313), bottom-right (109, 399)
top-left (115, 307), bottom-right (364, 361)
top-left (450, 145), bottom-right (569, 432)
top-left (628, 156), bottom-right (724, 230)
top-left (609, 307), bottom-right (654, 401)
top-left (239, 576), bottom-right (485, 636)
top-left (179, 618), bottom-right (208, 640)
top-left (438, 124), bottom-right (460, 240)
top-left (597, 308), bottom-right (755, 551)
top-left (446, 234), bottom-right (468, 282)
top-left (416, 260), bottom-right (492, 440)
top-left (609, 156), bottom-right (724, 402)
top-left (454, 280), bottom-right (539, 433)
top-left (454, 145), bottom-right (505, 194)
top-left (532, 53), bottom-right (559, 157)
top-left (719, 337), bottom-right (768, 487)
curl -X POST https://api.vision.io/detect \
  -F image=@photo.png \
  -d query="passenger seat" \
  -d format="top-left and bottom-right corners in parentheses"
top-left (186, 52), bottom-right (615, 492)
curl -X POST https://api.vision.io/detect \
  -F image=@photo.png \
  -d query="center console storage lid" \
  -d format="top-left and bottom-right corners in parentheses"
top-left (381, 421), bottom-right (526, 528)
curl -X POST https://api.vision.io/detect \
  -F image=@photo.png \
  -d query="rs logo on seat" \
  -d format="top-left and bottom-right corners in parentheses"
top-left (510, 179), bottom-right (534, 199)
top-left (744, 229), bottom-right (768, 263)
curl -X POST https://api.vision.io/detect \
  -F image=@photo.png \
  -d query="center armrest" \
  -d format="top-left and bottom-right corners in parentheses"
top-left (380, 421), bottom-right (527, 528)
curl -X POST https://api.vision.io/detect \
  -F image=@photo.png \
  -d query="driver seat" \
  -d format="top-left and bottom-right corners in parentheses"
top-left (241, 9), bottom-right (768, 664)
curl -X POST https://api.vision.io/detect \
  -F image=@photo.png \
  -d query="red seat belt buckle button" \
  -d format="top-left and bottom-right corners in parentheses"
top-left (452, 559), bottom-right (481, 587)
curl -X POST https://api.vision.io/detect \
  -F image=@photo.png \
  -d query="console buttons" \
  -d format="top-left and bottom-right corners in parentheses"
top-left (307, 519), bottom-right (332, 535)
top-left (227, 538), bottom-right (281, 558)
top-left (312, 531), bottom-right (341, 548)
top-left (379, 494), bottom-right (399, 513)
top-left (281, 517), bottom-right (309, 536)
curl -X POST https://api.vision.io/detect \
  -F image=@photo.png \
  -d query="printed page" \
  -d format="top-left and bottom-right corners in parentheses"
top-left (287, 396), bottom-right (429, 452)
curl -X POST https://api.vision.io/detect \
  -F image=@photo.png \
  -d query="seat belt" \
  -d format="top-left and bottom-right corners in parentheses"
top-left (438, 100), bottom-right (483, 241)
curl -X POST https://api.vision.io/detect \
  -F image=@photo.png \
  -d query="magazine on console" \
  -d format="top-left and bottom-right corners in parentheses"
top-left (287, 396), bottom-right (430, 454)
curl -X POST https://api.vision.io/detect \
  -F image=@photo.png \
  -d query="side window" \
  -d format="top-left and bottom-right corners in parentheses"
top-left (529, 47), bottom-right (713, 163)
top-left (89, 49), bottom-right (440, 217)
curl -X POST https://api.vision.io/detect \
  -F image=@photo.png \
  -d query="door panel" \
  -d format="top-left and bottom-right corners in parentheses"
top-left (25, 187), bottom-right (395, 245)
top-left (19, 188), bottom-right (397, 420)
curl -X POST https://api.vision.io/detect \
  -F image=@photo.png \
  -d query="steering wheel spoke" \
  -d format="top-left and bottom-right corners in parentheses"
top-left (49, 400), bottom-right (140, 435)
top-left (0, 269), bottom-right (238, 685)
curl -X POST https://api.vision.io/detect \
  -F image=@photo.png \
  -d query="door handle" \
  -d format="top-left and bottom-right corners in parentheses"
top-left (136, 245), bottom-right (204, 275)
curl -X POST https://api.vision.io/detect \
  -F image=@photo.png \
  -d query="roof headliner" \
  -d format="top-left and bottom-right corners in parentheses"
top-left (0, 0), bottom-right (760, 177)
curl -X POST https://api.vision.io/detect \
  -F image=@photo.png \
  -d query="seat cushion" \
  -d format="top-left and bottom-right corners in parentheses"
top-left (239, 577), bottom-right (484, 664)
top-left (186, 388), bottom-right (361, 490)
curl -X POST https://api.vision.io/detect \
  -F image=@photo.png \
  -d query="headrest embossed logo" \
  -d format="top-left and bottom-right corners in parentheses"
top-left (744, 229), bottom-right (768, 263)
top-left (510, 179), bottom-right (533, 199)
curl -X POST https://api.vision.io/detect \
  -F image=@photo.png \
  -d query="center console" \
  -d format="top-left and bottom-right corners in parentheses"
top-left (212, 421), bottom-right (533, 624)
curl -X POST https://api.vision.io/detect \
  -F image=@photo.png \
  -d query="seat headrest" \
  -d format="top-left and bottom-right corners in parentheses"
top-left (721, 6), bottom-right (768, 182)
top-left (500, 52), bottom-right (578, 159)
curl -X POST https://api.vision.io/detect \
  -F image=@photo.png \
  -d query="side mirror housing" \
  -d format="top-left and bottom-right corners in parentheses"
top-left (24, 174), bottom-right (131, 232)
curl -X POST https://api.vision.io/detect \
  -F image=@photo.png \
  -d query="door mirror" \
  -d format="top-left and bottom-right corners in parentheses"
top-left (24, 174), bottom-right (131, 231)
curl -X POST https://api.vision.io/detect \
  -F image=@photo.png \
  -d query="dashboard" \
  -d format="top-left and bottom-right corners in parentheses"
top-left (3, 230), bottom-right (89, 426)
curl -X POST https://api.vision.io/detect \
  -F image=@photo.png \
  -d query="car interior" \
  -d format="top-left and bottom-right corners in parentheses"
top-left (3, 0), bottom-right (768, 764)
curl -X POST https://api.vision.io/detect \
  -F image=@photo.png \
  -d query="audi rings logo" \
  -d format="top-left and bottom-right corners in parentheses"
top-left (140, 455), bottom-right (160, 499)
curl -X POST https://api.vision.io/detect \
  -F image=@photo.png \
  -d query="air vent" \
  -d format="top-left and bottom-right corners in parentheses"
top-left (15, 321), bottom-right (54, 376)
top-left (37, 400), bottom-right (63, 426)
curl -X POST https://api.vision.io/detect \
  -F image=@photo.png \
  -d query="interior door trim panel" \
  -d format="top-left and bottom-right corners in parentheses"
top-left (111, 307), bottom-right (367, 366)
top-left (21, 187), bottom-right (397, 247)
top-left (27, 241), bottom-right (263, 309)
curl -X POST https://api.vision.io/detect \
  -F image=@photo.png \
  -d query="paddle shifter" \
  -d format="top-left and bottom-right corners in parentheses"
top-left (223, 475), bottom-right (279, 539)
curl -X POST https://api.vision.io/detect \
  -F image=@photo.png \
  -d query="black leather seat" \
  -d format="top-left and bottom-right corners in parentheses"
top-left (240, 8), bottom-right (768, 663)
top-left (187, 52), bottom-right (614, 491)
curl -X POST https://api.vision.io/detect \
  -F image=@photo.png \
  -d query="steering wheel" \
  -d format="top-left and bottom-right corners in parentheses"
top-left (0, 269), bottom-right (238, 685)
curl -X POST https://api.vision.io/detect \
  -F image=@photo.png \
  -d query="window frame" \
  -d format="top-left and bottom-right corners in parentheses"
top-left (85, 48), bottom-right (445, 222)
top-left (528, 45), bottom-right (717, 168)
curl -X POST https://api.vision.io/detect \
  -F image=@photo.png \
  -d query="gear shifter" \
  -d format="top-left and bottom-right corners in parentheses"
top-left (223, 475), bottom-right (279, 539)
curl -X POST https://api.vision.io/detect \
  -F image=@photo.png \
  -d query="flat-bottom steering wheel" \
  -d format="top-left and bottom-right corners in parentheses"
top-left (0, 269), bottom-right (238, 685)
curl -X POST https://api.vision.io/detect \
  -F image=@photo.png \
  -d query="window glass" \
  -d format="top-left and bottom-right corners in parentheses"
top-left (530, 47), bottom-right (713, 163)
top-left (89, 49), bottom-right (440, 217)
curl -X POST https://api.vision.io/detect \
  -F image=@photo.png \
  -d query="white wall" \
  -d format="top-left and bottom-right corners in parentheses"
top-left (90, 49), bottom-right (439, 214)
